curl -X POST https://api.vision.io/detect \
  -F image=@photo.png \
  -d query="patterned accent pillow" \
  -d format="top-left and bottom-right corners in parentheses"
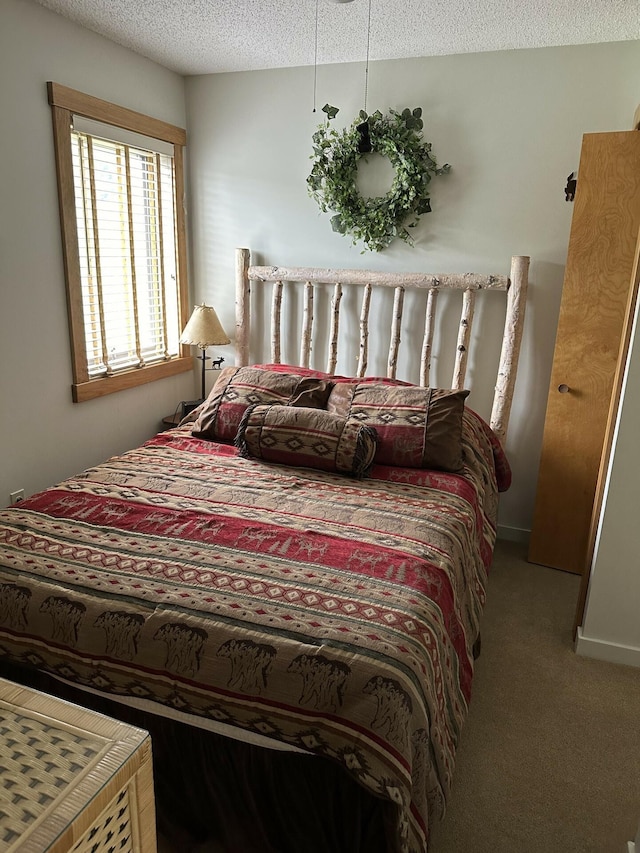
top-left (235, 405), bottom-right (378, 478)
top-left (327, 383), bottom-right (470, 471)
top-left (192, 366), bottom-right (334, 443)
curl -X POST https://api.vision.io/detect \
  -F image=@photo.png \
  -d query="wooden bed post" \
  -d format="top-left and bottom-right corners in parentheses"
top-left (490, 255), bottom-right (530, 443)
top-left (452, 289), bottom-right (476, 390)
top-left (357, 283), bottom-right (372, 377)
top-left (235, 247), bottom-right (251, 366)
top-left (420, 289), bottom-right (439, 387)
top-left (387, 286), bottom-right (405, 380)
top-left (271, 281), bottom-right (283, 363)
top-left (300, 282), bottom-right (314, 367)
top-left (327, 283), bottom-right (343, 375)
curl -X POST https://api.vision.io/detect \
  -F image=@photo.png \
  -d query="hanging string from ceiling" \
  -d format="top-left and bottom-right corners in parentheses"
top-left (312, 0), bottom-right (319, 112)
top-left (363, 0), bottom-right (372, 114)
top-left (312, 0), bottom-right (370, 115)
top-left (356, 0), bottom-right (373, 152)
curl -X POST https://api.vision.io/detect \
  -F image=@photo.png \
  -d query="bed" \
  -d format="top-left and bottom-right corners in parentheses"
top-left (0, 249), bottom-right (529, 853)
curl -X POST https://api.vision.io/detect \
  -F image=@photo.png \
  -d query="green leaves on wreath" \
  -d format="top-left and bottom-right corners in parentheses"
top-left (399, 107), bottom-right (424, 131)
top-left (307, 106), bottom-right (450, 252)
top-left (322, 104), bottom-right (339, 120)
top-left (330, 214), bottom-right (347, 234)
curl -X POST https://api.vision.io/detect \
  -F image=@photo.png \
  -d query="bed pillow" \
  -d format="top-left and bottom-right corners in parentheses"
top-left (191, 366), bottom-right (334, 443)
top-left (327, 382), bottom-right (469, 471)
top-left (235, 404), bottom-right (378, 478)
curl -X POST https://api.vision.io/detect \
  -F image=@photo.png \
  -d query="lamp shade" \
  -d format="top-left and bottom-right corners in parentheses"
top-left (180, 304), bottom-right (230, 348)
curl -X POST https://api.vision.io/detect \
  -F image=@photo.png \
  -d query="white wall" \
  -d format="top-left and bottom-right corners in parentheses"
top-left (1, 0), bottom-right (639, 662)
top-left (0, 0), bottom-right (197, 507)
top-left (1, 0), bottom-right (638, 541)
top-left (184, 42), bottom-right (640, 535)
top-left (577, 274), bottom-right (640, 667)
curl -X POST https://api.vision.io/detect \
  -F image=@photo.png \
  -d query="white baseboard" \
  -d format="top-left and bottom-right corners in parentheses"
top-left (575, 628), bottom-right (640, 669)
top-left (496, 524), bottom-right (530, 545)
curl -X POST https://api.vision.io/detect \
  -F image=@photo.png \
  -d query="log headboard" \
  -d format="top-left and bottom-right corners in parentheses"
top-left (234, 247), bottom-right (529, 444)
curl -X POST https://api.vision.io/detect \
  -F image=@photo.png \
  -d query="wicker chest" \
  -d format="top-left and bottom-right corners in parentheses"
top-left (0, 678), bottom-right (156, 853)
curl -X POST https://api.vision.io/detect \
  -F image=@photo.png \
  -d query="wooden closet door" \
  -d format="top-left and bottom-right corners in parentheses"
top-left (528, 131), bottom-right (640, 574)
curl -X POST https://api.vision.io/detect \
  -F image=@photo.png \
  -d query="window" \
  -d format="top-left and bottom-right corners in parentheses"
top-left (48, 83), bottom-right (191, 401)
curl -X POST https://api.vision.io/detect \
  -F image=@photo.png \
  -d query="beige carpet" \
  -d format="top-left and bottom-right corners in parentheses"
top-left (430, 538), bottom-right (640, 853)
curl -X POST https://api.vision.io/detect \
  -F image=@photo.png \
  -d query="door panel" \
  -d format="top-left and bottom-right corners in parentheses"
top-left (528, 132), bottom-right (640, 574)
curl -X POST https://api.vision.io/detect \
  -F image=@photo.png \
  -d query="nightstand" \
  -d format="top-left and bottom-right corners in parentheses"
top-left (0, 677), bottom-right (157, 852)
top-left (161, 412), bottom-right (182, 430)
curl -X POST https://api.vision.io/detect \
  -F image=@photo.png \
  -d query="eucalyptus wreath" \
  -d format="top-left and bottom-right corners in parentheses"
top-left (307, 105), bottom-right (450, 252)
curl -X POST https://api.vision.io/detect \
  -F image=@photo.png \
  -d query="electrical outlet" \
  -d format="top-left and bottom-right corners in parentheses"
top-left (9, 489), bottom-right (24, 505)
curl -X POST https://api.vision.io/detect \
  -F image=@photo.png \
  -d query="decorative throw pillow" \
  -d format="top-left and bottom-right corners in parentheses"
top-left (327, 382), bottom-right (469, 471)
top-left (192, 366), bottom-right (334, 443)
top-left (235, 404), bottom-right (378, 478)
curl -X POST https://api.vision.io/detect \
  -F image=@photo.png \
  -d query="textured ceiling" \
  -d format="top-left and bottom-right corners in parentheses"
top-left (34, 0), bottom-right (639, 76)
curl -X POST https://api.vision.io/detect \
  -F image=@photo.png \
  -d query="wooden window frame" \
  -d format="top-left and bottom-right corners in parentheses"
top-left (48, 82), bottom-right (192, 402)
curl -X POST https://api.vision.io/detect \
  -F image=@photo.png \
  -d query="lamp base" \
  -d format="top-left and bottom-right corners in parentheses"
top-left (181, 399), bottom-right (203, 418)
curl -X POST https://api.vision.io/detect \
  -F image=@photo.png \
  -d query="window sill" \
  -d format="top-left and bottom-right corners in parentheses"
top-left (72, 357), bottom-right (194, 402)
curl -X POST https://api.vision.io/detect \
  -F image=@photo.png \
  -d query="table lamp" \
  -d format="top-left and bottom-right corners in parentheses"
top-left (180, 304), bottom-right (230, 401)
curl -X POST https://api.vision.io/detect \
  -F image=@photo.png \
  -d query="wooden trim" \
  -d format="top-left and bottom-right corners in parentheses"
top-left (573, 226), bottom-right (640, 636)
top-left (47, 82), bottom-right (186, 146)
top-left (49, 83), bottom-right (190, 401)
top-left (72, 357), bottom-right (193, 403)
top-left (173, 143), bottom-right (190, 352)
top-left (51, 104), bottom-right (89, 385)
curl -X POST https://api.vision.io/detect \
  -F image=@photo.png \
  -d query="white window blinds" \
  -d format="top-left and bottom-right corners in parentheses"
top-left (71, 123), bottom-right (180, 377)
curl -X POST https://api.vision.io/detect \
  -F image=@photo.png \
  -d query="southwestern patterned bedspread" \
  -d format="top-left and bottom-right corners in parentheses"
top-left (0, 409), bottom-right (509, 853)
